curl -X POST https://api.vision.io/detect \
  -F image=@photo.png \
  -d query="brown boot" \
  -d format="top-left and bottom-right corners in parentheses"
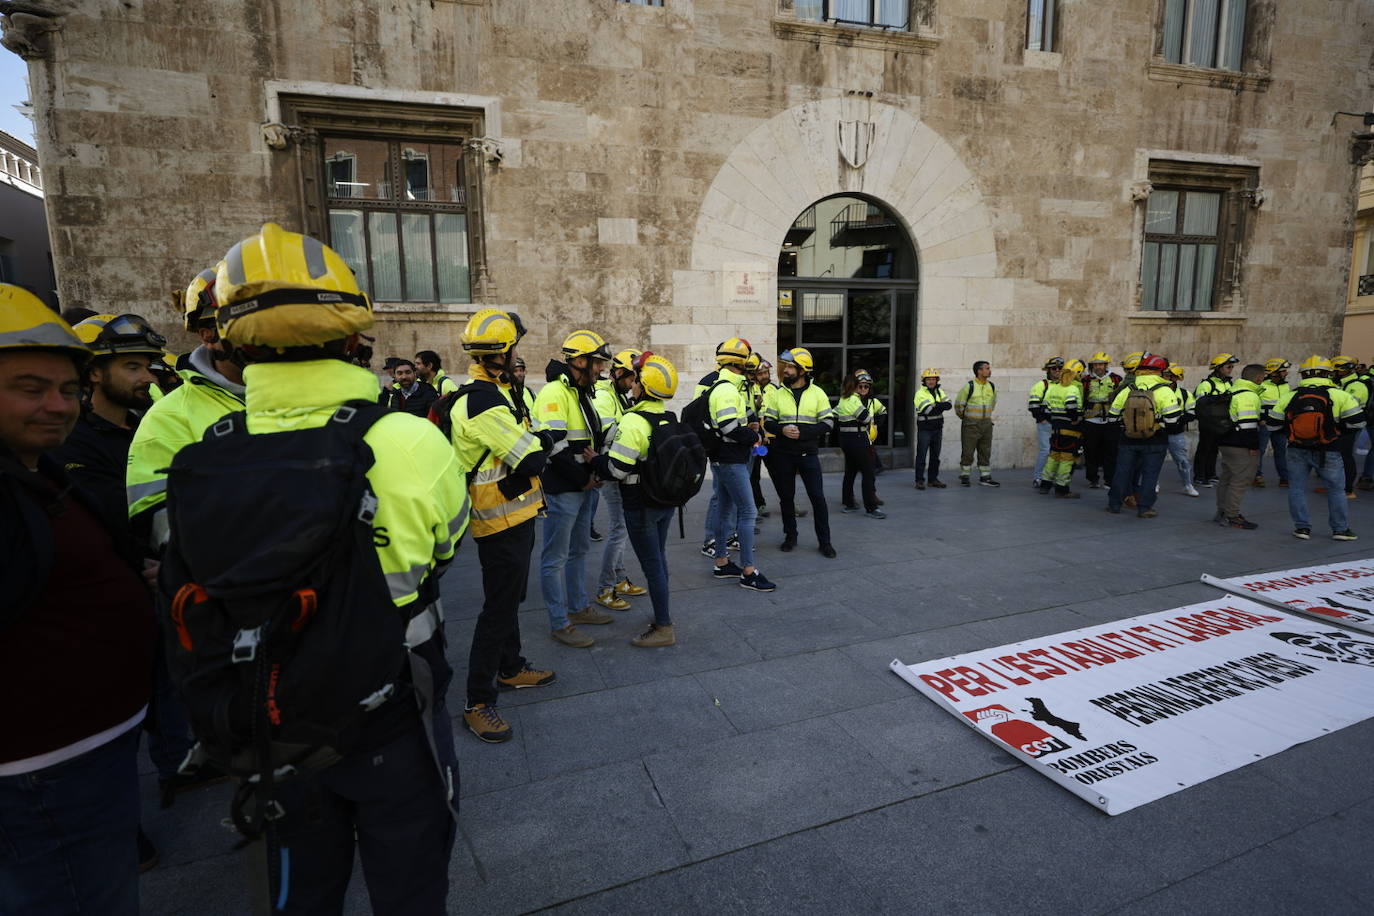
top-left (631, 623), bottom-right (675, 648)
top-left (551, 625), bottom-right (594, 648)
top-left (464, 704), bottom-right (513, 743)
top-left (569, 606), bottom-right (613, 625)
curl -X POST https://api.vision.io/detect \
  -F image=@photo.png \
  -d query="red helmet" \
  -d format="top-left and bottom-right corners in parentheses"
top-left (1138, 353), bottom-right (1170, 372)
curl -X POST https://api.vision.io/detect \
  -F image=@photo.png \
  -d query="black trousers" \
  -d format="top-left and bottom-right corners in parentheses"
top-left (265, 724), bottom-right (454, 915)
top-left (914, 424), bottom-right (943, 483)
top-left (750, 452), bottom-right (766, 508)
top-left (466, 518), bottom-right (535, 708)
top-left (1338, 431), bottom-right (1358, 495)
top-left (840, 442), bottom-right (878, 511)
top-left (1193, 431), bottom-right (1219, 482)
top-left (768, 451), bottom-right (832, 546)
top-left (1081, 422), bottom-right (1117, 486)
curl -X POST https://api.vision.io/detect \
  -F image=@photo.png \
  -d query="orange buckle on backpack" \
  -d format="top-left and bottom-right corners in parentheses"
top-left (169, 583), bottom-right (208, 651)
top-left (291, 589), bottom-right (318, 633)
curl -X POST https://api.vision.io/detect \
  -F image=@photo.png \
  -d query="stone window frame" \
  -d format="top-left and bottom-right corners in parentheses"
top-left (1146, 0), bottom-right (1273, 92)
top-left (772, 0), bottom-right (939, 53)
top-left (1025, 0), bottom-right (1058, 53)
top-left (277, 94), bottom-right (493, 311)
top-left (1129, 157), bottom-right (1261, 324)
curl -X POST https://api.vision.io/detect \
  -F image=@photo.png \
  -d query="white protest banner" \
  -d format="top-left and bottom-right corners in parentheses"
top-left (1202, 561), bottom-right (1374, 636)
top-left (891, 597), bottom-right (1374, 815)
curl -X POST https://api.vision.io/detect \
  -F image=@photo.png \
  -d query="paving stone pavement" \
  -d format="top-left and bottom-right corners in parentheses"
top-left (138, 468), bottom-right (1374, 914)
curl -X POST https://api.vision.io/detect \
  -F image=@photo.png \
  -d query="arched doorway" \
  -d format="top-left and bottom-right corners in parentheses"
top-left (776, 195), bottom-right (918, 452)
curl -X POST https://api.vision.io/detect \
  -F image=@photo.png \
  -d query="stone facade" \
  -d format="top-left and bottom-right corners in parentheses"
top-left (5, 0), bottom-right (1371, 467)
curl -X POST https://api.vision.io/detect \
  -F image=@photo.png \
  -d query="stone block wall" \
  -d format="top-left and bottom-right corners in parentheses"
top-left (7, 0), bottom-right (1372, 468)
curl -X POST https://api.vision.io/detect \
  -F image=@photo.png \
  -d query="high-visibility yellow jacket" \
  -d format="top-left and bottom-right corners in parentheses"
top-left (835, 393), bottom-right (886, 445)
top-left (593, 378), bottom-right (631, 440)
top-left (599, 399), bottom-right (665, 509)
top-left (1044, 380), bottom-right (1083, 424)
top-left (431, 370), bottom-right (460, 396)
top-left (764, 378), bottom-right (834, 456)
top-left (126, 349), bottom-right (245, 549)
top-left (1194, 374), bottom-right (1233, 398)
top-left (1107, 375), bottom-right (1184, 443)
top-left (709, 369), bottom-right (757, 463)
top-left (533, 363), bottom-right (601, 493)
top-left (954, 378), bottom-right (996, 421)
top-left (913, 385), bottom-right (951, 428)
top-left (1082, 371), bottom-right (1122, 422)
top-left (1219, 378), bottom-right (1263, 448)
top-left (1258, 378), bottom-right (1289, 413)
top-left (450, 364), bottom-right (547, 539)
top-left (1267, 378), bottom-right (1367, 446)
top-left (242, 359), bottom-right (469, 610)
top-left (1340, 372), bottom-right (1370, 410)
top-left (1027, 378), bottom-right (1051, 421)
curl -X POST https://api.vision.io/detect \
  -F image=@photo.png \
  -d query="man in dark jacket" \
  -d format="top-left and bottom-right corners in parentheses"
top-left (763, 347), bottom-right (836, 558)
top-left (0, 286), bottom-right (154, 916)
top-left (381, 358), bottom-right (439, 417)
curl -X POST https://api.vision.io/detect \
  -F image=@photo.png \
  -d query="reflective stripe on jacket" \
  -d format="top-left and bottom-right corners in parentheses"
top-left (126, 352), bottom-right (245, 548)
top-left (954, 379), bottom-right (996, 420)
top-left (451, 366), bottom-right (546, 538)
top-left (243, 359), bottom-right (469, 609)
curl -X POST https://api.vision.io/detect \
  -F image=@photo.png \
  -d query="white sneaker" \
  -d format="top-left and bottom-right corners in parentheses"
top-left (1183, 485), bottom-right (1200, 497)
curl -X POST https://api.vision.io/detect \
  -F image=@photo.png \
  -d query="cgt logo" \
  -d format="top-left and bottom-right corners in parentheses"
top-left (964, 704), bottom-right (1071, 759)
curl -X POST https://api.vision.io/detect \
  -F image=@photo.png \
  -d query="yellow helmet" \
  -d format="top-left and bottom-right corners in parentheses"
top-left (1167, 362), bottom-right (1185, 379)
top-left (1263, 358), bottom-right (1291, 375)
top-left (612, 348), bottom-right (643, 374)
top-left (154, 349), bottom-right (179, 373)
top-left (1043, 356), bottom-right (1065, 370)
top-left (715, 337), bottom-right (752, 366)
top-left (1063, 358), bottom-right (1086, 376)
top-left (1123, 352), bottom-right (1144, 371)
top-left (1088, 351), bottom-right (1111, 365)
top-left (635, 352), bottom-right (678, 400)
top-left (0, 284), bottom-right (91, 364)
top-left (1332, 355), bottom-right (1357, 373)
top-left (73, 314), bottom-right (167, 359)
top-left (921, 367), bottom-right (941, 380)
top-left (561, 329), bottom-right (611, 361)
top-left (182, 266), bottom-right (220, 331)
top-left (461, 308), bottom-right (526, 355)
top-left (1209, 352), bottom-right (1239, 369)
top-left (215, 223), bottom-right (372, 347)
top-left (744, 353), bottom-right (762, 371)
top-left (1299, 355), bottom-right (1333, 374)
top-left (779, 347), bottom-right (813, 373)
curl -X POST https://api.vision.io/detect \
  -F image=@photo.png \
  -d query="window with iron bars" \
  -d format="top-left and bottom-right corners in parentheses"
top-left (796, 1), bottom-right (910, 29)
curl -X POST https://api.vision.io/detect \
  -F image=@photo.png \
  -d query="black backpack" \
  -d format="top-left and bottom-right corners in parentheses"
top-left (680, 379), bottom-right (731, 459)
top-left (638, 410), bottom-right (707, 508)
top-left (160, 402), bottom-right (413, 838)
top-left (1193, 392), bottom-right (1236, 437)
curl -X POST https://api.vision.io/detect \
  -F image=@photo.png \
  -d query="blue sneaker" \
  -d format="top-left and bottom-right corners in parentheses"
top-left (740, 569), bottom-right (777, 592)
top-left (713, 561), bottom-right (744, 578)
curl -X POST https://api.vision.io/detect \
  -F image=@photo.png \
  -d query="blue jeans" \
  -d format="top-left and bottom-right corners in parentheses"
top-left (0, 727), bottom-right (141, 916)
top-left (1033, 421), bottom-right (1052, 481)
top-left (624, 505), bottom-right (674, 626)
top-left (597, 482), bottom-right (629, 590)
top-left (1167, 433), bottom-right (1193, 489)
top-left (1109, 442), bottom-right (1167, 512)
top-left (702, 476), bottom-right (742, 545)
top-left (1286, 449), bottom-right (1348, 533)
top-left (712, 461), bottom-right (757, 568)
top-left (540, 489), bottom-right (595, 630)
top-left (148, 639), bottom-right (194, 781)
top-left (1258, 428), bottom-right (1289, 482)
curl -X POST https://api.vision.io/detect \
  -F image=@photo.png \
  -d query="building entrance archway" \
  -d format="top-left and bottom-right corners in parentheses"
top-left (777, 195), bottom-right (918, 449)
